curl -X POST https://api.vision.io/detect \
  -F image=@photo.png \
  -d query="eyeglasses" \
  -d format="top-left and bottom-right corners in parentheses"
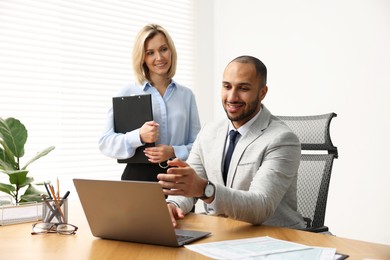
top-left (31, 222), bottom-right (78, 235)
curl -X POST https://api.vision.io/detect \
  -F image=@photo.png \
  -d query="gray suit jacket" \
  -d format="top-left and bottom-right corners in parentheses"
top-left (168, 105), bottom-right (305, 228)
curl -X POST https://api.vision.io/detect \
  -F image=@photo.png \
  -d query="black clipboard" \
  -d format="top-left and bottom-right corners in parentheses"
top-left (113, 94), bottom-right (154, 164)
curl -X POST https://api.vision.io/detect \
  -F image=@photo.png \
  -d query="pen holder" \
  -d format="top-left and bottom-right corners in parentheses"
top-left (42, 199), bottom-right (68, 224)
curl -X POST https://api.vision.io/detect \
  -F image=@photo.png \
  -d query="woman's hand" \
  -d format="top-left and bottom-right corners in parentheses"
top-left (144, 144), bottom-right (175, 163)
top-left (139, 121), bottom-right (159, 143)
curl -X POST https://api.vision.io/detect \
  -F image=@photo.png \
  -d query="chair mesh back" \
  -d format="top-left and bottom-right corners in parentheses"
top-left (277, 113), bottom-right (338, 229)
top-left (297, 154), bottom-right (335, 227)
top-left (277, 114), bottom-right (338, 158)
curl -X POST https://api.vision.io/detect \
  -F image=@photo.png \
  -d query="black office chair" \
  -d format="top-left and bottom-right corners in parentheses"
top-left (277, 113), bottom-right (338, 233)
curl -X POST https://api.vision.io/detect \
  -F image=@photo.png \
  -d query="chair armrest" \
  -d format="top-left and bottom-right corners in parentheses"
top-left (303, 226), bottom-right (330, 233)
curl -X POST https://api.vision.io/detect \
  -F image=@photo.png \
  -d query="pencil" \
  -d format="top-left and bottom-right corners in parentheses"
top-left (46, 191), bottom-right (70, 222)
top-left (40, 194), bottom-right (60, 222)
top-left (56, 177), bottom-right (60, 198)
top-left (49, 184), bottom-right (65, 223)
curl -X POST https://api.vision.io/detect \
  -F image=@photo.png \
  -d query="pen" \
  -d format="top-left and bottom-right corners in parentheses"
top-left (61, 191), bottom-right (71, 201)
top-left (40, 194), bottom-right (61, 222)
top-left (48, 184), bottom-right (65, 223)
top-left (44, 182), bottom-right (52, 199)
top-left (47, 191), bottom-right (70, 222)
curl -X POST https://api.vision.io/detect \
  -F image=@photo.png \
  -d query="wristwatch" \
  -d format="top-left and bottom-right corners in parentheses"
top-left (198, 181), bottom-right (215, 200)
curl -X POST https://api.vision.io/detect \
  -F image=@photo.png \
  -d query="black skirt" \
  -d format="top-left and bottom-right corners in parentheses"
top-left (123, 161), bottom-right (195, 212)
top-left (121, 162), bottom-right (169, 182)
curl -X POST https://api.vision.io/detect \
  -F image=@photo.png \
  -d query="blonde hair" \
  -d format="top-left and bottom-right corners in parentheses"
top-left (132, 24), bottom-right (177, 85)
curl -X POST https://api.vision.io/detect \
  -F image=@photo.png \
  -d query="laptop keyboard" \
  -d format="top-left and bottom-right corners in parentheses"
top-left (176, 234), bottom-right (194, 242)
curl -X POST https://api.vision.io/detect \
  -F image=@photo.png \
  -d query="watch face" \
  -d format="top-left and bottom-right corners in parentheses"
top-left (204, 183), bottom-right (215, 197)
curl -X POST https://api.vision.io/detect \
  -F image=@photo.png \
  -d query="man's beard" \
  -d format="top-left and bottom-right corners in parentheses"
top-left (225, 98), bottom-right (259, 122)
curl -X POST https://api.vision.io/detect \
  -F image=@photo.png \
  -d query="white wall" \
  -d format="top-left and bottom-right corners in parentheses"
top-left (194, 0), bottom-right (390, 245)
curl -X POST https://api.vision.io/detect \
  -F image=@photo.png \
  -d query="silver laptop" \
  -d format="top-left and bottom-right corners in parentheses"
top-left (73, 178), bottom-right (210, 247)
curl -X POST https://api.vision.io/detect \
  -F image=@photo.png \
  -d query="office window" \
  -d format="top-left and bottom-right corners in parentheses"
top-left (0, 1), bottom-right (194, 188)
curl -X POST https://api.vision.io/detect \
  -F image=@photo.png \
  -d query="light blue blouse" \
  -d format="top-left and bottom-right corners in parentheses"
top-left (98, 80), bottom-right (201, 161)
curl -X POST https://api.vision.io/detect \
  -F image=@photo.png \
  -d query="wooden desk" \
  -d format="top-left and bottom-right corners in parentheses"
top-left (1, 200), bottom-right (389, 260)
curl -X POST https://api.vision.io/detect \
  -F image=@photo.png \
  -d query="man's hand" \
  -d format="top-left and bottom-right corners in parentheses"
top-left (167, 203), bottom-right (185, 227)
top-left (144, 144), bottom-right (175, 163)
top-left (139, 121), bottom-right (159, 143)
top-left (157, 158), bottom-right (207, 198)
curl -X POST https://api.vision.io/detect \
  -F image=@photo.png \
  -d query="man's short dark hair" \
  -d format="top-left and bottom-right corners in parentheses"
top-left (231, 56), bottom-right (267, 87)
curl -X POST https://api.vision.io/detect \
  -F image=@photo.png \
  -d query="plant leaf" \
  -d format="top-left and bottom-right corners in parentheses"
top-left (0, 140), bottom-right (18, 171)
top-left (6, 170), bottom-right (29, 187)
top-left (22, 176), bottom-right (35, 187)
top-left (20, 194), bottom-right (42, 203)
top-left (0, 117), bottom-right (27, 162)
top-left (20, 184), bottom-right (44, 202)
top-left (0, 182), bottom-right (16, 196)
top-left (21, 146), bottom-right (55, 170)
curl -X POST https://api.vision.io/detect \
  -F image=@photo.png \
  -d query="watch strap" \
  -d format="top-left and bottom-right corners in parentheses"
top-left (197, 180), bottom-right (214, 200)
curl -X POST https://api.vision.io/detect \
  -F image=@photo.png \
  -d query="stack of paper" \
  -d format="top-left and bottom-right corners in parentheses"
top-left (185, 236), bottom-right (344, 260)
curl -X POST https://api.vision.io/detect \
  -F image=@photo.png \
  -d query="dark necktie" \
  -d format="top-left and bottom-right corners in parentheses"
top-left (223, 130), bottom-right (239, 185)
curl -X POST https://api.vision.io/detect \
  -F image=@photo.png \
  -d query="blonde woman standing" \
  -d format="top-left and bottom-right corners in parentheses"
top-left (99, 24), bottom-right (201, 181)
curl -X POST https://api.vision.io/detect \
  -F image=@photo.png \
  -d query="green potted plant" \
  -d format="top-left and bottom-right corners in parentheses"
top-left (0, 117), bottom-right (55, 204)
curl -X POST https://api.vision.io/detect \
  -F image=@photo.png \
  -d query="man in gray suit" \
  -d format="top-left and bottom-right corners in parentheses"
top-left (158, 55), bottom-right (305, 229)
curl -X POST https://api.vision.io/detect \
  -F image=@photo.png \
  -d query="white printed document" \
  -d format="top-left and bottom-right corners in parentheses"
top-left (185, 236), bottom-right (336, 260)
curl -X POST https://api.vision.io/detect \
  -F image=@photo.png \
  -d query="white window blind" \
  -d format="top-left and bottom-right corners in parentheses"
top-left (0, 0), bottom-right (195, 192)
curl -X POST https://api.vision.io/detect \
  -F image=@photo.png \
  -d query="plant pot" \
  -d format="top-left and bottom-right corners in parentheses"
top-left (0, 197), bottom-right (43, 225)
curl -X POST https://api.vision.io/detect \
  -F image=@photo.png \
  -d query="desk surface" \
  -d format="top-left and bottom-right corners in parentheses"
top-left (1, 200), bottom-right (389, 260)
